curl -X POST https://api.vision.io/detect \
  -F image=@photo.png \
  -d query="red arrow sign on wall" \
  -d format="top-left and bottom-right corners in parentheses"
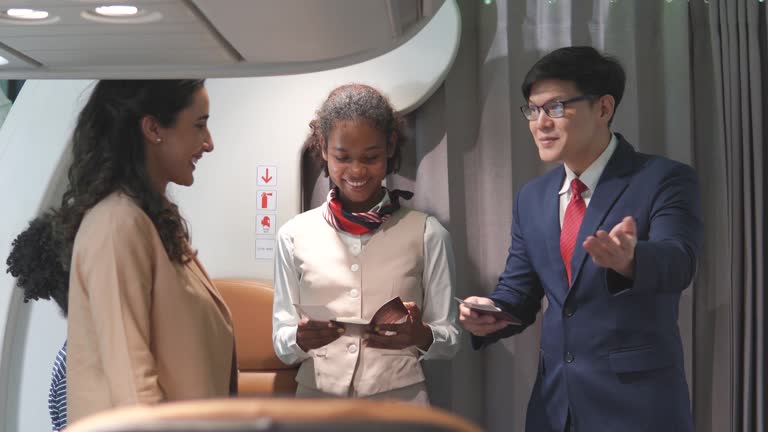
top-left (261, 168), bottom-right (273, 184)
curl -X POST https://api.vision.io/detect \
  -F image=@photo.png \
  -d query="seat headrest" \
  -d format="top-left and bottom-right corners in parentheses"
top-left (214, 279), bottom-right (293, 371)
top-left (66, 398), bottom-right (483, 432)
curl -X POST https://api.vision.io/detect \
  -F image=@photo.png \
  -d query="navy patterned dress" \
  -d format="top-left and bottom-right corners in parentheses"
top-left (48, 341), bottom-right (67, 431)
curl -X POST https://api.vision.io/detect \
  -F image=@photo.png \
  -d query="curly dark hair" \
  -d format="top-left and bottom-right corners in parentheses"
top-left (54, 80), bottom-right (206, 268)
top-left (6, 213), bottom-right (69, 315)
top-left (306, 84), bottom-right (407, 176)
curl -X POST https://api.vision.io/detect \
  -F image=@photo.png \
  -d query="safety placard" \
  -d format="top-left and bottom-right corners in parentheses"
top-left (256, 213), bottom-right (276, 235)
top-left (255, 239), bottom-right (276, 260)
top-left (257, 189), bottom-right (277, 211)
top-left (257, 165), bottom-right (277, 187)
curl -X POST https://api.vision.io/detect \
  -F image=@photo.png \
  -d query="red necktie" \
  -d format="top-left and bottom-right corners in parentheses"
top-left (560, 178), bottom-right (588, 285)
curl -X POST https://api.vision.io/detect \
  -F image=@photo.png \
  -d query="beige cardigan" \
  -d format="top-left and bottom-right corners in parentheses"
top-left (67, 192), bottom-right (235, 424)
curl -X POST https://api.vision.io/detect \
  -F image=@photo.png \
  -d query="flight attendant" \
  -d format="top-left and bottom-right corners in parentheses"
top-left (272, 84), bottom-right (460, 404)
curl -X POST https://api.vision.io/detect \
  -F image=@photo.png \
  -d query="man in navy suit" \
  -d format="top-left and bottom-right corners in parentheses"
top-left (459, 46), bottom-right (702, 432)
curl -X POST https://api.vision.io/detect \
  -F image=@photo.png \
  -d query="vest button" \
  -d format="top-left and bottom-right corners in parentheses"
top-left (349, 289), bottom-right (359, 298)
top-left (347, 344), bottom-right (358, 354)
top-left (350, 244), bottom-right (361, 256)
top-left (350, 264), bottom-right (360, 272)
top-left (565, 352), bottom-right (575, 363)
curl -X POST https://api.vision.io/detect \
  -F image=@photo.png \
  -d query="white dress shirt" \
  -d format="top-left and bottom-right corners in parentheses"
top-left (273, 194), bottom-right (460, 366)
top-left (558, 133), bottom-right (619, 227)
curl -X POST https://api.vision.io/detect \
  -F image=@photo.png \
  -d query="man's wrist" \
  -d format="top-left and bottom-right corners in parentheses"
top-left (615, 258), bottom-right (635, 279)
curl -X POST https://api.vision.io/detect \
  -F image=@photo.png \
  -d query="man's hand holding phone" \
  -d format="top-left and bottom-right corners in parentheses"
top-left (457, 296), bottom-right (521, 336)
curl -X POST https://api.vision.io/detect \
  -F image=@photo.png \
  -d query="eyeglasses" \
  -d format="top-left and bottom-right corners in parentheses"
top-left (520, 95), bottom-right (595, 121)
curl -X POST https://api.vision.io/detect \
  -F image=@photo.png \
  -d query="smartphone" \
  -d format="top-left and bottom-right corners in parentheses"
top-left (455, 297), bottom-right (523, 325)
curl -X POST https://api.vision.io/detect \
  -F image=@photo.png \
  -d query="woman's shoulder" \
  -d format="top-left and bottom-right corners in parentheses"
top-left (424, 215), bottom-right (451, 241)
top-left (83, 190), bottom-right (143, 216)
top-left (390, 207), bottom-right (432, 230)
top-left (404, 211), bottom-right (451, 245)
top-left (77, 192), bottom-right (154, 240)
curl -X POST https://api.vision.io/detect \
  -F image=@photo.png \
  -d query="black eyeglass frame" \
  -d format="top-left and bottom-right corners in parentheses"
top-left (520, 94), bottom-right (596, 120)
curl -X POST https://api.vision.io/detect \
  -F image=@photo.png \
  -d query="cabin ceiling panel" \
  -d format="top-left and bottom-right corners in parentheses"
top-left (0, 0), bottom-right (445, 78)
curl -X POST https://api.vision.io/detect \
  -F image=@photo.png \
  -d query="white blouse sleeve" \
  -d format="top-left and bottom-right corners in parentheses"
top-left (272, 220), bottom-right (311, 365)
top-left (418, 216), bottom-right (461, 360)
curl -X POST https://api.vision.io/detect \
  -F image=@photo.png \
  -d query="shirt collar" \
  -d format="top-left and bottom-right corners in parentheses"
top-left (559, 133), bottom-right (618, 195)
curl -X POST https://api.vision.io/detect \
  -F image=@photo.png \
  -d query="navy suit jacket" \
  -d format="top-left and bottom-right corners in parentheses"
top-left (476, 135), bottom-right (702, 432)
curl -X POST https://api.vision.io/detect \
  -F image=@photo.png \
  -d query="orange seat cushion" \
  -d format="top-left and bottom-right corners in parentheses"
top-left (214, 279), bottom-right (298, 396)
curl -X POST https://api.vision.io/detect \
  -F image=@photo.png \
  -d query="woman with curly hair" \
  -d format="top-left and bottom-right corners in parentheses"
top-left (50, 80), bottom-right (236, 424)
top-left (7, 212), bottom-right (69, 431)
top-left (272, 84), bottom-right (460, 404)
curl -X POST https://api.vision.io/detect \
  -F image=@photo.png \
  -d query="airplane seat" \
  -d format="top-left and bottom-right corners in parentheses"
top-left (64, 398), bottom-right (483, 432)
top-left (213, 278), bottom-right (299, 396)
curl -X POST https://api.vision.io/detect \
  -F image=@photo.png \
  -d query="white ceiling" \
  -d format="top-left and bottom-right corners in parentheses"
top-left (0, 0), bottom-right (445, 78)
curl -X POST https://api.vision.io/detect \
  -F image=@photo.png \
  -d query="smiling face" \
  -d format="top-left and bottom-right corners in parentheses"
top-left (145, 87), bottom-right (214, 191)
top-left (527, 79), bottom-right (613, 175)
top-left (322, 119), bottom-right (392, 212)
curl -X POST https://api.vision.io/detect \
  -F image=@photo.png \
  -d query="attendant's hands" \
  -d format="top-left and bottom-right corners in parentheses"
top-left (458, 296), bottom-right (510, 336)
top-left (296, 319), bottom-right (344, 352)
top-left (364, 302), bottom-right (433, 351)
top-left (583, 216), bottom-right (637, 279)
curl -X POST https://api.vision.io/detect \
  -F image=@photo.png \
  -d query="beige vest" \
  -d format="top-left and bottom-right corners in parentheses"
top-left (291, 207), bottom-right (427, 396)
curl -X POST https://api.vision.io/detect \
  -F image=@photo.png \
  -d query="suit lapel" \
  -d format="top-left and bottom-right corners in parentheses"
top-left (568, 138), bottom-right (637, 289)
top-left (543, 168), bottom-right (570, 302)
top-left (186, 254), bottom-right (231, 321)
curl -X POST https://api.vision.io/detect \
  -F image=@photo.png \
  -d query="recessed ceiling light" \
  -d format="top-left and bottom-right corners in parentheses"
top-left (94, 5), bottom-right (139, 17)
top-left (81, 6), bottom-right (161, 24)
top-left (0, 55), bottom-right (8, 66)
top-left (0, 8), bottom-right (59, 24)
top-left (7, 8), bottom-right (50, 20)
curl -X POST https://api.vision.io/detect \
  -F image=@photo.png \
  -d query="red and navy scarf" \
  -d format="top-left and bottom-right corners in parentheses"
top-left (322, 187), bottom-right (414, 235)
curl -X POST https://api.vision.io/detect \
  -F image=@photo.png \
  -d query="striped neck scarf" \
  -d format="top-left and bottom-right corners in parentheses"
top-left (322, 187), bottom-right (414, 235)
